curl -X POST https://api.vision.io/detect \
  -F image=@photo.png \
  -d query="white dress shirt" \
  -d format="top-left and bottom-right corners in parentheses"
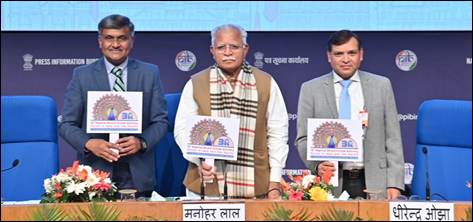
top-left (174, 77), bottom-right (289, 182)
top-left (333, 71), bottom-right (365, 170)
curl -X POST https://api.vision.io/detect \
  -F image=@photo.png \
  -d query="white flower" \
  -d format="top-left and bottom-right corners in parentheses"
top-left (302, 174), bottom-right (316, 189)
top-left (43, 178), bottom-right (53, 193)
top-left (104, 178), bottom-right (112, 184)
top-left (53, 172), bottom-right (71, 183)
top-left (66, 182), bottom-right (87, 195)
top-left (78, 165), bottom-right (93, 175)
top-left (85, 173), bottom-right (100, 187)
top-left (89, 191), bottom-right (97, 200)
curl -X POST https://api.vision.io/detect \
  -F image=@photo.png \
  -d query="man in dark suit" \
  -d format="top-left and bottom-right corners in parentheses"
top-left (59, 14), bottom-right (168, 197)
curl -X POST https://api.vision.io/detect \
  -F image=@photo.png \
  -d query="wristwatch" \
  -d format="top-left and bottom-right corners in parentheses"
top-left (139, 138), bottom-right (148, 152)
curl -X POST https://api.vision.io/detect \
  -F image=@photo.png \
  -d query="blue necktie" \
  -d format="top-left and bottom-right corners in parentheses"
top-left (339, 80), bottom-right (352, 119)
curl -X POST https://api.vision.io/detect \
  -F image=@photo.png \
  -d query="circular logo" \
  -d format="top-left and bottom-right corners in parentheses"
top-left (312, 121), bottom-right (351, 148)
top-left (190, 119), bottom-right (227, 145)
top-left (175, 50), bottom-right (197, 72)
top-left (395, 50), bottom-right (417, 71)
top-left (92, 94), bottom-right (130, 120)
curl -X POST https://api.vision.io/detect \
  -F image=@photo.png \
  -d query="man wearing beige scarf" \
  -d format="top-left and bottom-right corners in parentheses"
top-left (174, 24), bottom-right (289, 200)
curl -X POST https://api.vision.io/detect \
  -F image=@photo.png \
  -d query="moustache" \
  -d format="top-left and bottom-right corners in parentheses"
top-left (222, 57), bottom-right (236, 62)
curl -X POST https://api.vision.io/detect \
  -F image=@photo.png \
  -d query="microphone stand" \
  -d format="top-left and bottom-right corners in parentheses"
top-left (223, 160), bottom-right (228, 200)
top-left (199, 158), bottom-right (205, 200)
top-left (422, 147), bottom-right (431, 201)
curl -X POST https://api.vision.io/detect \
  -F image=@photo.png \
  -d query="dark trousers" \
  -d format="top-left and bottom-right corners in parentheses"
top-left (342, 169), bottom-right (367, 199)
top-left (112, 161), bottom-right (153, 199)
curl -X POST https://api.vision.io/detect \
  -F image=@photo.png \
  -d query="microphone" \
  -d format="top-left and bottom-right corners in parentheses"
top-left (422, 147), bottom-right (431, 201)
top-left (223, 160), bottom-right (228, 200)
top-left (199, 158), bottom-right (205, 200)
top-left (2, 159), bottom-right (20, 172)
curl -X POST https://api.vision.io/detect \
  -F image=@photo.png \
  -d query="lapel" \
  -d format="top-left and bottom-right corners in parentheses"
top-left (93, 59), bottom-right (111, 91)
top-left (359, 70), bottom-right (373, 113)
top-left (126, 58), bottom-right (139, 91)
top-left (322, 73), bottom-right (338, 118)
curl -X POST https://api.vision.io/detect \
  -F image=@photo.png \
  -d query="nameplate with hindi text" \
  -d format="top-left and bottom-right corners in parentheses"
top-left (182, 203), bottom-right (245, 221)
top-left (389, 201), bottom-right (454, 221)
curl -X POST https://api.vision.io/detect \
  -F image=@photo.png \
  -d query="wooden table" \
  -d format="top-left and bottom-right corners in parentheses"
top-left (1, 200), bottom-right (471, 221)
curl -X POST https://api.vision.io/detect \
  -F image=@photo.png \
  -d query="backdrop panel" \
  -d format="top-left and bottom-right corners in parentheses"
top-left (1, 31), bottom-right (471, 170)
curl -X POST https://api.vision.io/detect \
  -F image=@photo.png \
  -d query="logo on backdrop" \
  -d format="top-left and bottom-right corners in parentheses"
top-left (175, 50), bottom-right (197, 72)
top-left (398, 113), bottom-right (417, 121)
top-left (252, 51), bottom-right (309, 68)
top-left (22, 53), bottom-right (99, 71)
top-left (395, 50), bottom-right (417, 71)
top-left (253, 51), bottom-right (264, 68)
top-left (23, 54), bottom-right (34, 71)
top-left (467, 57), bottom-right (472, 65)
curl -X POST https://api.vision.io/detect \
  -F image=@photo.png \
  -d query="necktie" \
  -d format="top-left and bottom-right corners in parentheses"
top-left (111, 67), bottom-right (125, 92)
top-left (338, 80), bottom-right (352, 119)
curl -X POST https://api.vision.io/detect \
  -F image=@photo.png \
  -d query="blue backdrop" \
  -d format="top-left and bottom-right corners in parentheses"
top-left (1, 31), bottom-right (472, 170)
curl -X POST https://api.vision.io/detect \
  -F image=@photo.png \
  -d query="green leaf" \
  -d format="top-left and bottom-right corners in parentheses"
top-left (29, 204), bottom-right (69, 221)
top-left (263, 203), bottom-right (316, 221)
top-left (72, 202), bottom-right (120, 221)
top-left (316, 206), bottom-right (362, 221)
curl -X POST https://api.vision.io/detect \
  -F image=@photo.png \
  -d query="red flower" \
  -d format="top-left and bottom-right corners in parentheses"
top-left (314, 176), bottom-right (321, 184)
top-left (54, 182), bottom-right (62, 190)
top-left (292, 175), bottom-right (303, 184)
top-left (94, 182), bottom-right (111, 192)
top-left (321, 170), bottom-right (333, 184)
top-left (54, 192), bottom-right (63, 199)
top-left (288, 191), bottom-right (304, 200)
top-left (94, 170), bottom-right (110, 181)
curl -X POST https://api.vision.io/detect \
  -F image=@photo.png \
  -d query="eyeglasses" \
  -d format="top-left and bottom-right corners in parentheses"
top-left (101, 35), bottom-right (131, 44)
top-left (213, 44), bottom-right (246, 53)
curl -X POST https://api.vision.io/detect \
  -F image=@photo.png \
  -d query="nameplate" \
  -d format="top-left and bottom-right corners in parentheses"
top-left (389, 201), bottom-right (454, 221)
top-left (182, 203), bottom-right (245, 221)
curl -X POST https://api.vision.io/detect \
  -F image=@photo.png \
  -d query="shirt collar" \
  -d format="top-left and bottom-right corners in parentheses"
top-left (104, 57), bottom-right (128, 74)
top-left (332, 70), bottom-right (360, 84)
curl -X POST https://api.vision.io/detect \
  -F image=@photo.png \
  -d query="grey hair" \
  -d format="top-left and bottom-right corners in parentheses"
top-left (210, 24), bottom-right (247, 46)
top-left (98, 14), bottom-right (135, 37)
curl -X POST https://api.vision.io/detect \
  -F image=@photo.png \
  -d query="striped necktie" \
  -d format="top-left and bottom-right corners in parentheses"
top-left (338, 80), bottom-right (352, 119)
top-left (111, 67), bottom-right (125, 92)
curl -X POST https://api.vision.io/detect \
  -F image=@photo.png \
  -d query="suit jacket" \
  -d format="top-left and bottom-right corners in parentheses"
top-left (59, 58), bottom-right (168, 192)
top-left (295, 70), bottom-right (404, 198)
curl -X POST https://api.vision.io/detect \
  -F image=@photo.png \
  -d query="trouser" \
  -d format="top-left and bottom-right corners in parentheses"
top-left (342, 169), bottom-right (366, 199)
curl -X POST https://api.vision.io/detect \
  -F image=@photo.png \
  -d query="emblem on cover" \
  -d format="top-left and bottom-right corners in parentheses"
top-left (189, 119), bottom-right (233, 147)
top-left (312, 121), bottom-right (356, 148)
top-left (92, 94), bottom-right (135, 121)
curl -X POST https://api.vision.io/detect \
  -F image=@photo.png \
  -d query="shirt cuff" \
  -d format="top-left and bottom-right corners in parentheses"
top-left (270, 167), bottom-right (283, 182)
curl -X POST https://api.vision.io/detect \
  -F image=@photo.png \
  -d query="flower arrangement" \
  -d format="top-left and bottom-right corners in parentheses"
top-left (281, 169), bottom-right (334, 201)
top-left (41, 160), bottom-right (117, 203)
